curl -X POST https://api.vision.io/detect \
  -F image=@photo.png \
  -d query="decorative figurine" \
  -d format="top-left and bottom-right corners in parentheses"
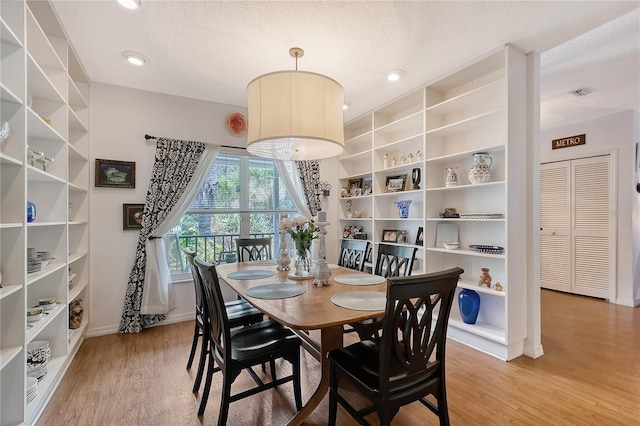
top-left (400, 155), bottom-right (407, 164)
top-left (478, 268), bottom-right (492, 288)
top-left (408, 153), bottom-right (413, 163)
top-left (383, 153), bottom-right (389, 168)
top-left (346, 199), bottom-right (353, 218)
top-left (392, 156), bottom-right (398, 167)
top-left (493, 282), bottom-right (503, 291)
top-left (445, 167), bottom-right (458, 187)
top-left (416, 150), bottom-right (423, 161)
top-left (412, 168), bottom-right (421, 190)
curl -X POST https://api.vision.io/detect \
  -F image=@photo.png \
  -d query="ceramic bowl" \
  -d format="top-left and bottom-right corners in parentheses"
top-left (27, 340), bottom-right (51, 364)
top-left (39, 297), bottom-right (56, 306)
top-left (26, 306), bottom-right (43, 317)
top-left (443, 242), bottom-right (460, 250)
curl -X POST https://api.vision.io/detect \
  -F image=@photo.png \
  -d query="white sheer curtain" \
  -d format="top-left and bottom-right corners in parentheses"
top-left (140, 144), bottom-right (220, 315)
top-left (275, 160), bottom-right (311, 217)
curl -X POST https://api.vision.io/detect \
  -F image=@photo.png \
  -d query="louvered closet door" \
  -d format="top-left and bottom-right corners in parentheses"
top-left (571, 156), bottom-right (611, 298)
top-left (540, 162), bottom-right (571, 292)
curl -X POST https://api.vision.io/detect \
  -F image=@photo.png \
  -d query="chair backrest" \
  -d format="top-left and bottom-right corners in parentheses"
top-left (194, 257), bottom-right (232, 369)
top-left (338, 239), bottom-right (370, 271)
top-left (235, 237), bottom-right (272, 262)
top-left (374, 244), bottom-right (418, 277)
top-left (379, 267), bottom-right (463, 391)
top-left (183, 248), bottom-right (204, 315)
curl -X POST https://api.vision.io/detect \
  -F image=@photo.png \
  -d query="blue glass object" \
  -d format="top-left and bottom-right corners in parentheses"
top-left (458, 288), bottom-right (480, 324)
top-left (394, 200), bottom-right (412, 218)
top-left (27, 201), bottom-right (36, 223)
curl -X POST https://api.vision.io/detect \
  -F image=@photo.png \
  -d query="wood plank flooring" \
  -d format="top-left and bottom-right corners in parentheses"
top-left (38, 290), bottom-right (640, 425)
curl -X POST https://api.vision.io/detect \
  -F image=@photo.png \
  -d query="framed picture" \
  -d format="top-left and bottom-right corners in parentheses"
top-left (385, 174), bottom-right (407, 193)
top-left (95, 159), bottom-right (136, 188)
top-left (353, 188), bottom-right (362, 197)
top-left (362, 177), bottom-right (373, 195)
top-left (415, 226), bottom-right (424, 245)
top-left (123, 203), bottom-right (145, 230)
top-left (397, 230), bottom-right (408, 243)
top-left (382, 229), bottom-right (397, 243)
top-left (348, 178), bottom-right (363, 194)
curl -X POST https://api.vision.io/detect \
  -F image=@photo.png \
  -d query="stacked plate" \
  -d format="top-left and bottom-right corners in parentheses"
top-left (26, 377), bottom-right (38, 403)
top-left (27, 248), bottom-right (42, 274)
top-left (27, 341), bottom-right (51, 382)
top-left (37, 251), bottom-right (53, 268)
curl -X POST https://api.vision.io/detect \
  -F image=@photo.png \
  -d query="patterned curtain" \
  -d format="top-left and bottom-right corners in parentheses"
top-left (119, 137), bottom-right (207, 333)
top-left (295, 160), bottom-right (322, 215)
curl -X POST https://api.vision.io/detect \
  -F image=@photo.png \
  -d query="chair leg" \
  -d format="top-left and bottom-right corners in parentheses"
top-left (292, 351), bottom-right (302, 410)
top-left (269, 359), bottom-right (277, 381)
top-left (197, 353), bottom-right (215, 417)
top-left (186, 321), bottom-right (200, 370)
top-left (438, 384), bottom-right (450, 426)
top-left (328, 368), bottom-right (338, 425)
top-left (193, 331), bottom-right (208, 393)
top-left (218, 375), bottom-right (232, 426)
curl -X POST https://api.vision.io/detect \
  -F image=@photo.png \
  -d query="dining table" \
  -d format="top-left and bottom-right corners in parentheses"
top-left (216, 261), bottom-right (388, 426)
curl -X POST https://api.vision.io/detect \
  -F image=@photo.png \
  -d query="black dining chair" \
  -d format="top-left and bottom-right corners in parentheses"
top-left (194, 257), bottom-right (303, 421)
top-left (337, 239), bottom-right (369, 271)
top-left (349, 243), bottom-right (418, 341)
top-left (328, 267), bottom-right (464, 426)
top-left (183, 248), bottom-right (264, 393)
top-left (235, 237), bottom-right (272, 262)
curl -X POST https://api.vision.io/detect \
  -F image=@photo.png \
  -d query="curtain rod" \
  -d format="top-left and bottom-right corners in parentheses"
top-left (144, 134), bottom-right (246, 150)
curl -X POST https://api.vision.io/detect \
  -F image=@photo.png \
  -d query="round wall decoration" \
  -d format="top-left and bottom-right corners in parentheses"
top-left (226, 112), bottom-right (247, 136)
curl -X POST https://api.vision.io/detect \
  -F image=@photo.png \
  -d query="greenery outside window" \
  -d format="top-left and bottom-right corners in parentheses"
top-left (167, 151), bottom-right (297, 279)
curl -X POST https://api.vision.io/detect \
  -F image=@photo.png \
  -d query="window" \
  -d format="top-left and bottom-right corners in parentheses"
top-left (167, 152), bottom-right (297, 277)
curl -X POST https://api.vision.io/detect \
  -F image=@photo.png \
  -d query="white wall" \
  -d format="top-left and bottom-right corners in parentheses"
top-left (87, 83), bottom-right (340, 336)
top-left (540, 110), bottom-right (640, 306)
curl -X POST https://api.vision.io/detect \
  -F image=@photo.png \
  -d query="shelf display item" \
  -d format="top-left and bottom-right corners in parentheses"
top-left (445, 167), bottom-right (458, 186)
top-left (276, 231), bottom-right (291, 271)
top-left (27, 201), bottom-right (36, 222)
top-left (469, 245), bottom-right (504, 254)
top-left (0, 121), bottom-right (9, 144)
top-left (395, 200), bottom-right (412, 218)
top-left (69, 299), bottom-right (84, 329)
top-left (468, 152), bottom-right (493, 184)
top-left (458, 288), bottom-right (481, 324)
top-left (412, 167), bottom-right (421, 189)
top-left (478, 268), bottom-right (492, 287)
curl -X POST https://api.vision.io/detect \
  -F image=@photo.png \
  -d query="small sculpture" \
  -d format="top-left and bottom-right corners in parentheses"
top-left (478, 268), bottom-right (492, 288)
top-left (383, 153), bottom-right (389, 168)
top-left (392, 156), bottom-right (398, 167)
top-left (493, 282), bottom-right (503, 291)
top-left (408, 153), bottom-right (413, 163)
top-left (400, 155), bottom-right (407, 164)
top-left (346, 199), bottom-right (353, 218)
top-left (416, 150), bottom-right (423, 161)
top-left (445, 167), bottom-right (458, 187)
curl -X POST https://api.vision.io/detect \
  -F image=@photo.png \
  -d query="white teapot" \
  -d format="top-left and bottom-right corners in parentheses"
top-left (468, 153), bottom-right (493, 184)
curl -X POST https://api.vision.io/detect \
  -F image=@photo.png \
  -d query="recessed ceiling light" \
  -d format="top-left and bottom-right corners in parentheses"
top-left (343, 101), bottom-right (351, 111)
top-left (117, 0), bottom-right (140, 10)
top-left (123, 51), bottom-right (146, 66)
top-left (387, 69), bottom-right (404, 82)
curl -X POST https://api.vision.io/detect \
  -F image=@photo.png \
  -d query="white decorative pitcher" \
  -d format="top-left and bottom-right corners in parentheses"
top-left (468, 153), bottom-right (493, 184)
top-left (445, 167), bottom-right (458, 187)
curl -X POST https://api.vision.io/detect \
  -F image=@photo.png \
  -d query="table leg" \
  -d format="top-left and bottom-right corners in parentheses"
top-left (287, 325), bottom-right (343, 426)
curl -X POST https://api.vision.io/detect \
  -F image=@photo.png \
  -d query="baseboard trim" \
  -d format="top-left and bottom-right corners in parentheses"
top-left (86, 312), bottom-right (194, 338)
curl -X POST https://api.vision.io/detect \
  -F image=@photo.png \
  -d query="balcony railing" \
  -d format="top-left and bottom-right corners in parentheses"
top-left (167, 232), bottom-right (276, 274)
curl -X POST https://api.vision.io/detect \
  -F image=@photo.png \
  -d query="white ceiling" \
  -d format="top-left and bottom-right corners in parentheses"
top-left (51, 1), bottom-right (639, 129)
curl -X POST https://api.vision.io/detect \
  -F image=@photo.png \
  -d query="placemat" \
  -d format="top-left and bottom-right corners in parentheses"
top-left (334, 273), bottom-right (385, 286)
top-left (227, 270), bottom-right (275, 280)
top-left (247, 260), bottom-right (277, 266)
top-left (331, 290), bottom-right (386, 311)
top-left (245, 283), bottom-right (307, 299)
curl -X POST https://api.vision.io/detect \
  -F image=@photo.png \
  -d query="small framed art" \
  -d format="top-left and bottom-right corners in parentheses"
top-left (397, 230), bottom-right (408, 243)
top-left (348, 178), bottom-right (363, 194)
top-left (96, 159), bottom-right (136, 188)
top-left (123, 203), bottom-right (144, 230)
top-left (382, 229), bottom-right (397, 243)
top-left (362, 177), bottom-right (373, 195)
top-left (385, 174), bottom-right (407, 193)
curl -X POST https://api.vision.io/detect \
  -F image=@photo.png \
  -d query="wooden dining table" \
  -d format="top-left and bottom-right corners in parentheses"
top-left (216, 261), bottom-right (387, 426)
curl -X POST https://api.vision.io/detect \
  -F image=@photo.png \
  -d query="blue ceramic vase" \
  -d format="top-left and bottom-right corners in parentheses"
top-left (458, 288), bottom-right (480, 324)
top-left (27, 201), bottom-right (36, 223)
top-left (394, 200), bottom-right (412, 218)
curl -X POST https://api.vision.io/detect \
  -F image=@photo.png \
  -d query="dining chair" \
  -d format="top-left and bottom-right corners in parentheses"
top-left (328, 267), bottom-right (464, 426)
top-left (235, 237), bottom-right (272, 262)
top-left (194, 257), bottom-right (303, 421)
top-left (349, 243), bottom-right (418, 341)
top-left (337, 239), bottom-right (369, 271)
top-left (183, 248), bottom-right (264, 393)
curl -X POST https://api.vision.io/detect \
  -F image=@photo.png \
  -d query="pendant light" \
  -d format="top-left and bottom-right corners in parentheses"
top-left (246, 47), bottom-right (345, 161)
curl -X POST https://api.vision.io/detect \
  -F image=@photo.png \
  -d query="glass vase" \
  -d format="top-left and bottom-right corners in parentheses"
top-left (294, 241), bottom-right (312, 276)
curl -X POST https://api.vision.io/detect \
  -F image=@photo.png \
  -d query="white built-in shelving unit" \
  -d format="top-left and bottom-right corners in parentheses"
top-left (1, 0), bottom-right (90, 423)
top-left (339, 46), bottom-right (528, 360)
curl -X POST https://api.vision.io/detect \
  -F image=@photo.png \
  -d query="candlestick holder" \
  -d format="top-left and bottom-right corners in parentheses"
top-left (276, 232), bottom-right (291, 271)
top-left (313, 221), bottom-right (331, 286)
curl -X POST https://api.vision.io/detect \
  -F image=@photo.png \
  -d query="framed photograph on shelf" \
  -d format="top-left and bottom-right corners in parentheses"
top-left (397, 230), bottom-right (408, 243)
top-left (96, 159), bottom-right (136, 188)
top-left (415, 227), bottom-right (424, 245)
top-left (347, 178), bottom-right (363, 195)
top-left (385, 174), bottom-right (407, 193)
top-left (362, 177), bottom-right (373, 195)
top-left (382, 229), bottom-right (397, 243)
top-left (123, 203), bottom-right (144, 230)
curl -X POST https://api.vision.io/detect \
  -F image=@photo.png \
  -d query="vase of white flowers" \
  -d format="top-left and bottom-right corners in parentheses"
top-left (279, 216), bottom-right (319, 277)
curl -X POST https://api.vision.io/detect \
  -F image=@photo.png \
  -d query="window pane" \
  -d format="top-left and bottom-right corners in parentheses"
top-left (190, 154), bottom-right (240, 209)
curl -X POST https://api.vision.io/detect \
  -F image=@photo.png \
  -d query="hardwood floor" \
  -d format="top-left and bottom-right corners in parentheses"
top-left (38, 290), bottom-right (639, 425)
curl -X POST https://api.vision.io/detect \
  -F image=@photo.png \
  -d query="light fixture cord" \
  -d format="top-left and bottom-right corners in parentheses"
top-left (295, 52), bottom-right (299, 70)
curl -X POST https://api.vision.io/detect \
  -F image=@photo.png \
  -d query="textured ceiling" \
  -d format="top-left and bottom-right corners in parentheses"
top-left (51, 1), bottom-right (639, 129)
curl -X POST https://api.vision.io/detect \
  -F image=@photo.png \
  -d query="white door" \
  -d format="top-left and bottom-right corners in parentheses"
top-left (540, 155), bottom-right (613, 298)
top-left (540, 162), bottom-right (571, 292)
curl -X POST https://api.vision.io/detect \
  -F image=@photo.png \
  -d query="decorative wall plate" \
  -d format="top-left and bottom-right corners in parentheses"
top-left (226, 112), bottom-right (247, 136)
